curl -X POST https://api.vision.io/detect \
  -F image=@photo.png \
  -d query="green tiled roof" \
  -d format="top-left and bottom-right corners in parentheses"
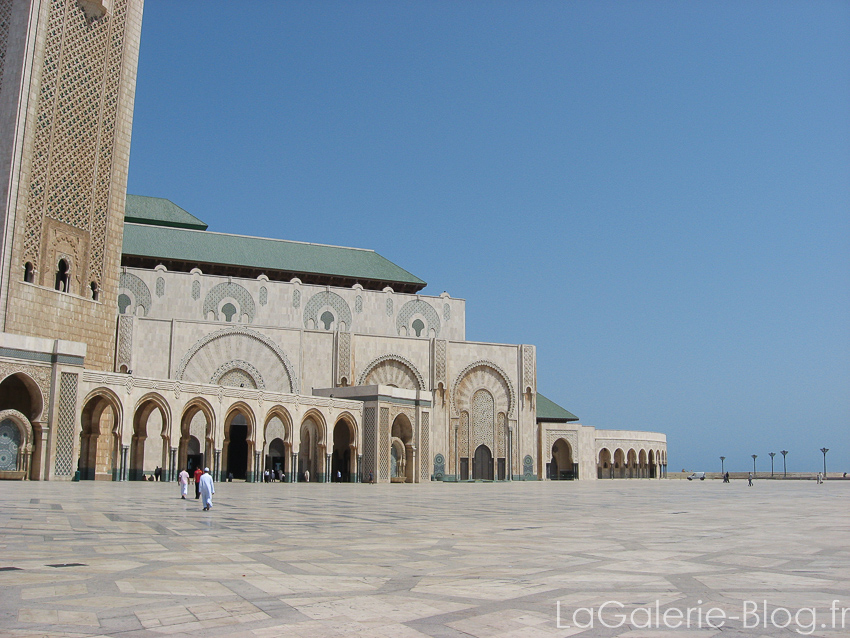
top-left (125, 194), bottom-right (208, 230)
top-left (121, 223), bottom-right (427, 288)
top-left (536, 393), bottom-right (579, 422)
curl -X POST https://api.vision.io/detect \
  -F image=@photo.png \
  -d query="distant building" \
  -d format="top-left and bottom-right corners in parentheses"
top-left (0, 0), bottom-right (666, 483)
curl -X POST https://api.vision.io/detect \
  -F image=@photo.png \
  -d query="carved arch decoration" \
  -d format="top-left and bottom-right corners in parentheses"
top-left (396, 299), bottom-right (440, 337)
top-left (262, 406), bottom-right (293, 451)
top-left (118, 272), bottom-right (152, 316)
top-left (132, 392), bottom-right (173, 441)
top-left (210, 360), bottom-right (266, 389)
top-left (0, 409), bottom-right (34, 473)
top-left (80, 386), bottom-right (124, 439)
top-left (357, 354), bottom-right (425, 391)
top-left (303, 291), bottom-right (352, 331)
top-left (0, 367), bottom-right (49, 422)
top-left (203, 281), bottom-right (256, 322)
top-left (452, 360), bottom-right (516, 419)
top-left (175, 326), bottom-right (298, 394)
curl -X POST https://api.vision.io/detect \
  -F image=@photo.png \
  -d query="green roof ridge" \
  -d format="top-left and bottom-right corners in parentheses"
top-left (536, 392), bottom-right (579, 422)
top-left (122, 223), bottom-right (426, 287)
top-left (125, 194), bottom-right (208, 230)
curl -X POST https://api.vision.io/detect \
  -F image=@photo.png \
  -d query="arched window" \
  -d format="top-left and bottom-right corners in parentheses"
top-left (23, 262), bottom-right (34, 283)
top-left (320, 310), bottom-right (334, 330)
top-left (221, 303), bottom-right (237, 322)
top-left (55, 259), bottom-right (70, 292)
top-left (90, 282), bottom-right (99, 301)
top-left (412, 318), bottom-right (425, 337)
top-left (117, 294), bottom-right (131, 314)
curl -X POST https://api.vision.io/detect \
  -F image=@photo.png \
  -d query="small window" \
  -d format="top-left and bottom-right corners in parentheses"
top-left (55, 259), bottom-right (69, 292)
top-left (23, 262), bottom-right (34, 283)
top-left (222, 303), bottom-right (237, 322)
top-left (412, 319), bottom-right (425, 337)
top-left (90, 282), bottom-right (99, 301)
top-left (117, 294), bottom-right (131, 314)
top-left (320, 310), bottom-right (334, 330)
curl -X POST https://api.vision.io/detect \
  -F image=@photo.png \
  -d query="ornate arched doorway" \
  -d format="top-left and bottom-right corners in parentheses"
top-left (550, 438), bottom-right (575, 480)
top-left (390, 413), bottom-right (413, 483)
top-left (598, 448), bottom-right (612, 479)
top-left (129, 395), bottom-right (169, 481)
top-left (472, 444), bottom-right (493, 480)
top-left (79, 390), bottom-right (122, 480)
top-left (332, 419), bottom-right (353, 482)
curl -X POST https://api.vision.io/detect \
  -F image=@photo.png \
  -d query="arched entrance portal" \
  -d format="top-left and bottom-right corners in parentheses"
top-left (550, 438), bottom-right (575, 480)
top-left (268, 438), bottom-right (286, 478)
top-left (225, 413), bottom-right (250, 480)
top-left (79, 391), bottom-right (121, 480)
top-left (0, 412), bottom-right (32, 477)
top-left (332, 419), bottom-right (353, 482)
top-left (472, 444), bottom-right (493, 480)
top-left (179, 401), bottom-right (213, 475)
top-left (186, 436), bottom-right (203, 474)
top-left (0, 373), bottom-right (44, 479)
top-left (598, 448), bottom-right (612, 479)
top-left (129, 396), bottom-right (168, 481)
top-left (390, 414), bottom-right (413, 483)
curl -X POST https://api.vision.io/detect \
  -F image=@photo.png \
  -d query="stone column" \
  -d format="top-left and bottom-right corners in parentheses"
top-left (453, 422), bottom-right (459, 480)
top-left (356, 453), bottom-right (362, 483)
top-left (254, 451), bottom-right (262, 483)
top-left (121, 445), bottom-right (129, 481)
top-left (507, 427), bottom-right (513, 481)
top-left (290, 452), bottom-right (298, 483)
top-left (169, 448), bottom-right (177, 482)
top-left (326, 453), bottom-right (332, 482)
top-left (214, 449), bottom-right (221, 480)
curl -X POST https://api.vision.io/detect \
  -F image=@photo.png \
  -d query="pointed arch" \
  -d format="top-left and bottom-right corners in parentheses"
top-left (0, 371), bottom-right (46, 422)
top-left (452, 360), bottom-right (515, 419)
top-left (358, 354), bottom-right (425, 390)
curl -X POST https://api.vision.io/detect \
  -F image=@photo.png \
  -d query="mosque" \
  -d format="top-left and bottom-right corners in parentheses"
top-left (0, 0), bottom-right (666, 484)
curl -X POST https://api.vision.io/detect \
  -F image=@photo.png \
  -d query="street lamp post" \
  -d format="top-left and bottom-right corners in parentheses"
top-left (720, 456), bottom-right (726, 475)
top-left (781, 450), bottom-right (788, 478)
top-left (751, 454), bottom-right (757, 477)
top-left (820, 448), bottom-right (829, 479)
top-left (769, 452), bottom-right (776, 477)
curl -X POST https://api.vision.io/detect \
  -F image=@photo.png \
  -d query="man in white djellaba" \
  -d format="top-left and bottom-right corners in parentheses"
top-left (199, 468), bottom-right (215, 511)
top-left (178, 468), bottom-right (189, 499)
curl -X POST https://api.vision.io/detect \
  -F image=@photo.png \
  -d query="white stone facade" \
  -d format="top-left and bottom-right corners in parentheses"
top-left (0, 0), bottom-right (667, 485)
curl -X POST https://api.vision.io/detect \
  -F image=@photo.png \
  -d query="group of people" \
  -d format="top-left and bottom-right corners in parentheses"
top-left (177, 466), bottom-right (215, 511)
top-left (262, 469), bottom-right (285, 482)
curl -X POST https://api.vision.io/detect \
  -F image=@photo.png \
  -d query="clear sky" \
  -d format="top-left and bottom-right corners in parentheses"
top-left (126, 1), bottom-right (849, 474)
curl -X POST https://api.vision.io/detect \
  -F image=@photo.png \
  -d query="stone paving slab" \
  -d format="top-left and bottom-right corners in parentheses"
top-left (0, 480), bottom-right (848, 637)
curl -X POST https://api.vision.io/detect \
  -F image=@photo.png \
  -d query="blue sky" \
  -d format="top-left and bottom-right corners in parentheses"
top-left (126, 1), bottom-right (849, 474)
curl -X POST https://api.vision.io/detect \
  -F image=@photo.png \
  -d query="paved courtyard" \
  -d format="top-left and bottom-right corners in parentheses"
top-left (0, 479), bottom-right (848, 637)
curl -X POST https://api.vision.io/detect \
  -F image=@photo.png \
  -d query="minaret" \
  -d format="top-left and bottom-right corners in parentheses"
top-left (0, 0), bottom-right (143, 370)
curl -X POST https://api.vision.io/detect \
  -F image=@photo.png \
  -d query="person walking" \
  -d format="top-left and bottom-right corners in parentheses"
top-left (193, 466), bottom-right (203, 499)
top-left (199, 467), bottom-right (215, 511)
top-left (747, 472), bottom-right (753, 487)
top-left (178, 468), bottom-right (189, 499)
top-left (154, 466), bottom-right (162, 481)
top-left (723, 471), bottom-right (730, 483)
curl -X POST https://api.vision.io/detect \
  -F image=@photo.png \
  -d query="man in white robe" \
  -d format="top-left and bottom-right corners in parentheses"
top-left (178, 468), bottom-right (189, 499)
top-left (199, 467), bottom-right (215, 511)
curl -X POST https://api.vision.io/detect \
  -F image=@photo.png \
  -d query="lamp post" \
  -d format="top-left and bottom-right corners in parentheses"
top-left (751, 454), bottom-right (757, 477)
top-left (781, 450), bottom-right (788, 478)
top-left (769, 452), bottom-right (776, 477)
top-left (720, 456), bottom-right (726, 475)
top-left (820, 448), bottom-right (829, 479)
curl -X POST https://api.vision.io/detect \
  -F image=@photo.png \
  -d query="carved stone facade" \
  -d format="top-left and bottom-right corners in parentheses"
top-left (0, 0), bottom-right (666, 484)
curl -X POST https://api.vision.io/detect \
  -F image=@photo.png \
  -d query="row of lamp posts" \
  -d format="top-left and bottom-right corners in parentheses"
top-left (720, 448), bottom-right (828, 478)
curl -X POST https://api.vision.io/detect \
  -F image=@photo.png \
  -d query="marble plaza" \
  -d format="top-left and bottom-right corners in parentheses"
top-left (1, 479), bottom-right (849, 637)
